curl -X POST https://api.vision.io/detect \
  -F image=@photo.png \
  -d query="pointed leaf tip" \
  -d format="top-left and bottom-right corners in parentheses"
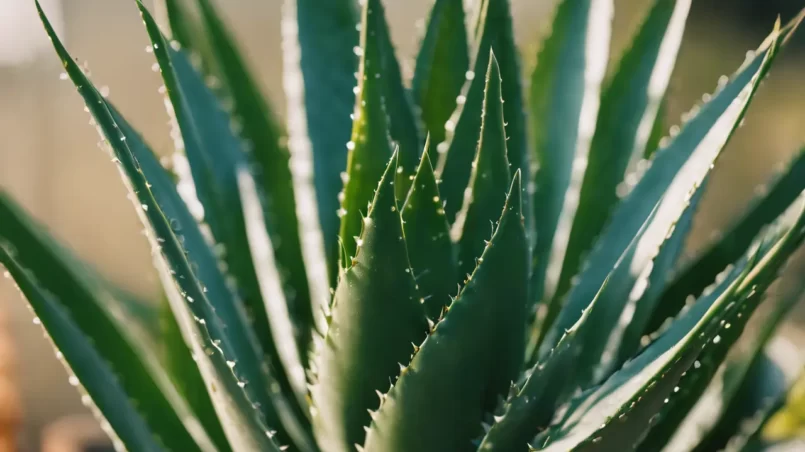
top-left (312, 148), bottom-right (427, 452)
top-left (402, 140), bottom-right (458, 318)
top-left (363, 147), bottom-right (527, 452)
top-left (452, 51), bottom-right (512, 278)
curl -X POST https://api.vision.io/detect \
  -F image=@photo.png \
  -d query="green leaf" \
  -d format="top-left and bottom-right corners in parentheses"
top-left (361, 0), bottom-right (422, 197)
top-left (412, 0), bottom-right (470, 148)
top-left (533, 183), bottom-right (805, 450)
top-left (402, 143), bottom-right (458, 318)
top-left (667, 352), bottom-right (793, 452)
top-left (102, 283), bottom-right (162, 346)
top-left (0, 195), bottom-right (215, 452)
top-left (161, 299), bottom-right (230, 451)
top-left (0, 248), bottom-right (163, 452)
top-left (643, 97), bottom-right (668, 161)
top-left (537, 17), bottom-right (791, 358)
top-left (452, 51), bottom-right (512, 279)
top-left (645, 145), bottom-right (805, 336)
top-left (529, 0), bottom-right (613, 311)
top-left (479, 203), bottom-right (664, 452)
top-left (337, 0), bottom-right (396, 265)
top-left (281, 0), bottom-right (359, 283)
top-left (41, 3), bottom-right (288, 448)
top-left (140, 4), bottom-right (318, 446)
top-left (194, 0), bottom-right (322, 369)
top-left (605, 173), bottom-right (708, 375)
top-left (159, 0), bottom-right (217, 75)
top-left (236, 166), bottom-right (308, 411)
top-left (640, 242), bottom-right (805, 451)
top-left (363, 172), bottom-right (527, 452)
top-left (436, 0), bottom-right (528, 228)
top-left (540, 0), bottom-right (691, 326)
top-left (311, 153), bottom-right (428, 452)
top-left (138, 2), bottom-right (277, 358)
top-left (575, 174), bottom-right (708, 394)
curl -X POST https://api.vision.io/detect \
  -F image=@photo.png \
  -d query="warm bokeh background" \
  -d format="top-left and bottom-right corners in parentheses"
top-left (1, 0), bottom-right (803, 450)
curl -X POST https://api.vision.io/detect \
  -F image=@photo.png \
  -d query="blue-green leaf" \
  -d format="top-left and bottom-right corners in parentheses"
top-left (645, 145), bottom-right (805, 335)
top-left (42, 3), bottom-right (289, 448)
top-left (361, 0), bottom-right (421, 197)
top-left (0, 195), bottom-right (215, 452)
top-left (337, 0), bottom-right (395, 265)
top-left (537, 17), bottom-right (791, 357)
top-left (540, 0), bottom-right (691, 327)
top-left (452, 51), bottom-right (512, 279)
top-left (364, 172), bottom-right (527, 452)
top-left (0, 248), bottom-right (164, 452)
top-left (194, 0), bottom-right (322, 363)
top-left (436, 0), bottom-right (528, 229)
top-left (281, 0), bottom-right (359, 284)
top-left (529, 0), bottom-right (613, 313)
top-left (412, 0), bottom-right (470, 148)
top-left (533, 195), bottom-right (805, 450)
top-left (311, 153), bottom-right (428, 452)
top-left (402, 144), bottom-right (458, 318)
top-left (641, 234), bottom-right (805, 451)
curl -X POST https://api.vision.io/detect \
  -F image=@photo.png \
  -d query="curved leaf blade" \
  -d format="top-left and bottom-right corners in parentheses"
top-left (195, 0), bottom-right (322, 361)
top-left (237, 167), bottom-right (308, 410)
top-left (41, 4), bottom-right (285, 448)
top-left (642, 247), bottom-right (805, 451)
top-left (479, 203), bottom-right (663, 452)
top-left (529, 0), bottom-right (613, 311)
top-left (412, 0), bottom-right (470, 148)
top-left (281, 0), bottom-right (358, 283)
top-left (542, 0), bottom-right (691, 325)
top-left (311, 153), bottom-right (428, 452)
top-left (0, 195), bottom-right (215, 452)
top-left (645, 145), bottom-right (805, 335)
top-left (363, 172), bottom-right (527, 452)
top-left (538, 18), bottom-right (792, 357)
top-left (533, 193), bottom-right (805, 451)
top-left (362, 0), bottom-right (422, 197)
top-left (0, 249), bottom-right (163, 452)
top-left (436, 0), bottom-right (528, 228)
top-left (337, 0), bottom-right (395, 264)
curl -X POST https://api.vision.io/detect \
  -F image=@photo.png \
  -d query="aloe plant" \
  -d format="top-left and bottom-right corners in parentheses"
top-left (2, 0), bottom-right (805, 450)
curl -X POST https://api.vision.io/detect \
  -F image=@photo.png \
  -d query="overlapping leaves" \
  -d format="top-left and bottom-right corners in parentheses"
top-left (1, 1), bottom-right (803, 452)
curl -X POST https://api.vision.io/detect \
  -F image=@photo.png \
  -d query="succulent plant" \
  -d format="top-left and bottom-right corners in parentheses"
top-left (2, 0), bottom-right (805, 450)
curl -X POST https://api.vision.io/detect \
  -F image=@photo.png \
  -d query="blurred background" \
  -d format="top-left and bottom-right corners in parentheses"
top-left (0, 0), bottom-right (803, 450)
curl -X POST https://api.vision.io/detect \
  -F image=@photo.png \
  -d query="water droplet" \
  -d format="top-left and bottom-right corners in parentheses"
top-left (227, 360), bottom-right (236, 369)
top-left (32, 317), bottom-right (41, 325)
top-left (68, 376), bottom-right (80, 386)
top-left (59, 72), bottom-right (68, 80)
top-left (346, 141), bottom-right (356, 150)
